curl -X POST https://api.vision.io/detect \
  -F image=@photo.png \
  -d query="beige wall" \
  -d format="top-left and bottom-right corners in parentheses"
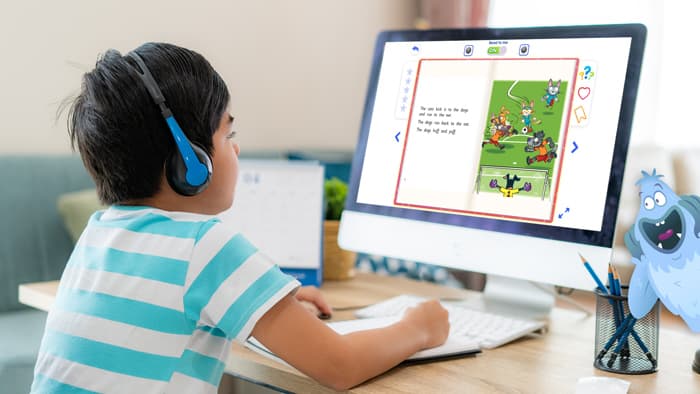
top-left (0, 1), bottom-right (419, 154)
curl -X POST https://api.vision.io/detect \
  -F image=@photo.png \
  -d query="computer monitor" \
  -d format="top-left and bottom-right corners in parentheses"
top-left (338, 24), bottom-right (646, 295)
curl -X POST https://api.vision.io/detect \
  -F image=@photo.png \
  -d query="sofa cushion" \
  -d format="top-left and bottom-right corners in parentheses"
top-left (0, 309), bottom-right (47, 394)
top-left (0, 155), bottom-right (94, 313)
top-left (57, 188), bottom-right (104, 243)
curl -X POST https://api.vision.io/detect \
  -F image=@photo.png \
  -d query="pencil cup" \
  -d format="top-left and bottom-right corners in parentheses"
top-left (593, 287), bottom-right (659, 374)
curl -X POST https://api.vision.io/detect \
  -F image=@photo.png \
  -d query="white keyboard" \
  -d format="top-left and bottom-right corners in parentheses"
top-left (355, 294), bottom-right (546, 349)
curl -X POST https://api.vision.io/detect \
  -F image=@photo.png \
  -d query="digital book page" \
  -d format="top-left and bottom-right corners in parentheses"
top-left (395, 58), bottom-right (577, 222)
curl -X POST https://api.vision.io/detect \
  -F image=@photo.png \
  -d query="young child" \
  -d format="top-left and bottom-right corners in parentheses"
top-left (31, 42), bottom-right (449, 393)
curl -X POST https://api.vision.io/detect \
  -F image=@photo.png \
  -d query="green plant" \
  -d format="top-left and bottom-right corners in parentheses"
top-left (324, 177), bottom-right (348, 220)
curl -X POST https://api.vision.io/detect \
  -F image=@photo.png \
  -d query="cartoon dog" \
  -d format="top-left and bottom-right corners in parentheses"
top-left (489, 173), bottom-right (532, 197)
top-left (524, 130), bottom-right (557, 165)
top-left (483, 107), bottom-right (513, 150)
top-left (624, 169), bottom-right (700, 331)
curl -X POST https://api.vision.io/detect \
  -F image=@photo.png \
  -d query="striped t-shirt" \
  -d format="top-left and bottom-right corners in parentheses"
top-left (31, 205), bottom-right (300, 393)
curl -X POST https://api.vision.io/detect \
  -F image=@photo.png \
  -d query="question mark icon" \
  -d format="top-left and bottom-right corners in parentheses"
top-left (583, 65), bottom-right (592, 80)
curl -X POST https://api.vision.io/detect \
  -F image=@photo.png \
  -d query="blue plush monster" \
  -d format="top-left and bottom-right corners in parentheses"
top-left (624, 169), bottom-right (700, 331)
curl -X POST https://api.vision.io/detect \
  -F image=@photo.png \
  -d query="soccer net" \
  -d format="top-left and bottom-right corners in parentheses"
top-left (475, 165), bottom-right (550, 200)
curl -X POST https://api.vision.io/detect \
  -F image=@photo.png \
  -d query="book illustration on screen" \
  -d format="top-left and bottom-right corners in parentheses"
top-left (474, 78), bottom-right (569, 221)
top-left (394, 56), bottom-right (575, 223)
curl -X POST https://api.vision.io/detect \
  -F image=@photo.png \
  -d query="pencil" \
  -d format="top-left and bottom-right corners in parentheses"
top-left (596, 314), bottom-right (633, 360)
top-left (607, 264), bottom-right (615, 295)
top-left (611, 265), bottom-right (622, 296)
top-left (610, 265), bottom-right (627, 328)
top-left (608, 264), bottom-right (622, 327)
top-left (579, 253), bottom-right (608, 295)
top-left (610, 264), bottom-right (655, 365)
top-left (630, 327), bottom-right (657, 367)
top-left (608, 316), bottom-right (636, 367)
top-left (610, 265), bottom-right (630, 357)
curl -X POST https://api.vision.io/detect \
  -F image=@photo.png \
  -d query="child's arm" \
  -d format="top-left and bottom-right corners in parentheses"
top-left (251, 293), bottom-right (449, 391)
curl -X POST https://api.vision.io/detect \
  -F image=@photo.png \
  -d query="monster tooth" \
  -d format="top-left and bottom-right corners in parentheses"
top-left (677, 233), bottom-right (682, 238)
top-left (661, 220), bottom-right (665, 225)
top-left (657, 243), bottom-right (663, 249)
top-left (655, 222), bottom-right (660, 227)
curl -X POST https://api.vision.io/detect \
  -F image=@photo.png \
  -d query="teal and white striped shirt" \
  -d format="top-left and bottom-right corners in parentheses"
top-left (31, 205), bottom-right (300, 393)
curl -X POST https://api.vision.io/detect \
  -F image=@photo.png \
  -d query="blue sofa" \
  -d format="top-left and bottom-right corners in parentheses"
top-left (0, 155), bottom-right (94, 394)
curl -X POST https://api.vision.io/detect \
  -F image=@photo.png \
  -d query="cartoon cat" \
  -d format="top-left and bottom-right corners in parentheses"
top-left (541, 79), bottom-right (561, 108)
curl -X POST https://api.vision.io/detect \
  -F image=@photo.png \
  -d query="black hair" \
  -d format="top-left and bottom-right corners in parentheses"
top-left (68, 42), bottom-right (230, 204)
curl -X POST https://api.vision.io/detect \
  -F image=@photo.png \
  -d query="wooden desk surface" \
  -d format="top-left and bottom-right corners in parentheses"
top-left (19, 273), bottom-right (700, 394)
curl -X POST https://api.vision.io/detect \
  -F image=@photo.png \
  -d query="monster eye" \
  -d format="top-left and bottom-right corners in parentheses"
top-left (643, 196), bottom-right (654, 210)
top-left (654, 191), bottom-right (667, 207)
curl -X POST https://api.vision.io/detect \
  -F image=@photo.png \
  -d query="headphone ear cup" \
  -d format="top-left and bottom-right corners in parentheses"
top-left (166, 143), bottom-right (213, 196)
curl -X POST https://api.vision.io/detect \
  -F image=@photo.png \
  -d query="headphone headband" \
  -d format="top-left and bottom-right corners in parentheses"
top-left (128, 52), bottom-right (173, 118)
top-left (126, 51), bottom-right (211, 193)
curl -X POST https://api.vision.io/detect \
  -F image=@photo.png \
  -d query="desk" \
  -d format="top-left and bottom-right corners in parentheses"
top-left (19, 273), bottom-right (700, 394)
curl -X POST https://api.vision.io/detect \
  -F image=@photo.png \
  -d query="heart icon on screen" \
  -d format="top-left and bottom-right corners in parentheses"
top-left (578, 87), bottom-right (591, 100)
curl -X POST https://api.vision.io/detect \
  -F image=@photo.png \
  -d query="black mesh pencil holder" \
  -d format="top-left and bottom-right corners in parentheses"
top-left (593, 286), bottom-right (659, 374)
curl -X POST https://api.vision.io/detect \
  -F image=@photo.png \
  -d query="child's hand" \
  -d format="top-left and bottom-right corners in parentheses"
top-left (402, 300), bottom-right (450, 349)
top-left (295, 286), bottom-right (333, 319)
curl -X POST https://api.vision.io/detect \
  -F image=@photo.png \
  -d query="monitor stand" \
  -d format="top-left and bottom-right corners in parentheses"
top-left (455, 274), bottom-right (555, 321)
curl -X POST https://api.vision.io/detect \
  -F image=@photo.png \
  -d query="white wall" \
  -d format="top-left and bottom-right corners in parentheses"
top-left (655, 1), bottom-right (700, 150)
top-left (488, 0), bottom-right (700, 151)
top-left (0, 1), bottom-right (418, 154)
top-left (489, 0), bottom-right (662, 145)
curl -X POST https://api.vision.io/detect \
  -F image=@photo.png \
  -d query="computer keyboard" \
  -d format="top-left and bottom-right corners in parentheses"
top-left (355, 294), bottom-right (546, 349)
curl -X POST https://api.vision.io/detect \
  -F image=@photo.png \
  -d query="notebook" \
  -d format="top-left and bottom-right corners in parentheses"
top-left (245, 316), bottom-right (481, 365)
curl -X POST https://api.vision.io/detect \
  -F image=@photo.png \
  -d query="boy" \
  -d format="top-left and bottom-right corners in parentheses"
top-left (32, 42), bottom-right (449, 393)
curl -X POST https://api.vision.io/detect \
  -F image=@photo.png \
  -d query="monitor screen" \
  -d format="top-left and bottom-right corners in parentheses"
top-left (339, 24), bottom-right (646, 290)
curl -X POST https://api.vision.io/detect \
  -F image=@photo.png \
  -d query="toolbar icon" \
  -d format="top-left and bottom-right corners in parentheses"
top-left (519, 44), bottom-right (529, 56)
top-left (463, 45), bottom-right (474, 57)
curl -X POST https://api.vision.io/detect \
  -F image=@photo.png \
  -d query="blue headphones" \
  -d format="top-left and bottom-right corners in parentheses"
top-left (127, 52), bottom-right (212, 196)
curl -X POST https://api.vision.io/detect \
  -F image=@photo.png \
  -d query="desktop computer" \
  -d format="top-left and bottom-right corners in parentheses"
top-left (338, 24), bottom-right (646, 318)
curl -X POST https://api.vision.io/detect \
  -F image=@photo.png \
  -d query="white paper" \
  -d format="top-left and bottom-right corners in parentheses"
top-left (575, 376), bottom-right (630, 394)
top-left (245, 316), bottom-right (480, 364)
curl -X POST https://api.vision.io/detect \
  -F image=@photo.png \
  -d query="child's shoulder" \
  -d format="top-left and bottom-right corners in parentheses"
top-left (101, 205), bottom-right (219, 222)
top-left (90, 205), bottom-right (225, 242)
